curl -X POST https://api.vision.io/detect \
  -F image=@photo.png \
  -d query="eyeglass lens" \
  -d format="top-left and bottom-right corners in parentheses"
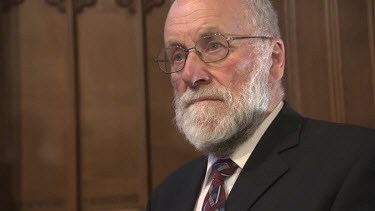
top-left (157, 34), bottom-right (229, 73)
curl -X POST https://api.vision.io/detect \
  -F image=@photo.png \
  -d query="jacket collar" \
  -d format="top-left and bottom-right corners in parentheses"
top-left (226, 103), bottom-right (303, 210)
top-left (168, 156), bottom-right (208, 211)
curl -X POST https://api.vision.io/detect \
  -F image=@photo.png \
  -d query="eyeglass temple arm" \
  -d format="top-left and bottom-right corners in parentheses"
top-left (228, 36), bottom-right (273, 41)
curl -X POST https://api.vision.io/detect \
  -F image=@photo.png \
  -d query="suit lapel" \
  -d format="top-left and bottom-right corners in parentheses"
top-left (171, 156), bottom-right (207, 211)
top-left (226, 104), bottom-right (303, 211)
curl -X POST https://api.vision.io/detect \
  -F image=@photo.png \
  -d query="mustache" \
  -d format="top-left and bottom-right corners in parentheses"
top-left (175, 86), bottom-right (233, 109)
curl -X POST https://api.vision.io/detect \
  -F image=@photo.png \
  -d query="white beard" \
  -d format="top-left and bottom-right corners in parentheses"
top-left (174, 52), bottom-right (272, 157)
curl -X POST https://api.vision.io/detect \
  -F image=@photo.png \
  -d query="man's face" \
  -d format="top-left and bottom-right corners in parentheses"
top-left (165, 0), bottom-right (257, 98)
top-left (164, 0), bottom-right (273, 156)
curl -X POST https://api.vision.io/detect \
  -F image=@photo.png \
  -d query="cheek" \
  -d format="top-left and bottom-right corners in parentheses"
top-left (170, 74), bottom-right (187, 96)
top-left (215, 57), bottom-right (253, 91)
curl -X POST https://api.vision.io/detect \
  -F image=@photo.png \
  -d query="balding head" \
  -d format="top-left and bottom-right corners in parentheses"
top-left (168, 0), bottom-right (281, 38)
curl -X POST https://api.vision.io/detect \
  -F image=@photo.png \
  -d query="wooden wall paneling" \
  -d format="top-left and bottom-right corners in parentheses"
top-left (18, 1), bottom-right (78, 210)
top-left (1, 0), bottom-right (78, 210)
top-left (145, 2), bottom-right (201, 189)
top-left (0, 7), bottom-right (22, 211)
top-left (337, 0), bottom-right (375, 128)
top-left (76, 0), bottom-right (148, 210)
top-left (284, 0), bottom-right (303, 111)
top-left (288, 0), bottom-right (334, 121)
top-left (272, 0), bottom-right (303, 111)
top-left (369, 0), bottom-right (375, 116)
top-left (325, 0), bottom-right (346, 123)
top-left (277, 0), bottom-right (375, 126)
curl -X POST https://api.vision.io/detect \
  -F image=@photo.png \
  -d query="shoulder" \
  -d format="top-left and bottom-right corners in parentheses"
top-left (155, 155), bottom-right (207, 190)
top-left (301, 118), bottom-right (375, 146)
top-left (278, 103), bottom-right (375, 160)
top-left (147, 156), bottom-right (207, 209)
top-left (281, 103), bottom-right (375, 145)
top-left (295, 117), bottom-right (375, 166)
top-left (277, 110), bottom-right (375, 170)
top-left (299, 120), bottom-right (375, 210)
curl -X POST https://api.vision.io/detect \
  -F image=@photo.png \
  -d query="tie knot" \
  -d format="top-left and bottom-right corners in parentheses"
top-left (212, 159), bottom-right (238, 180)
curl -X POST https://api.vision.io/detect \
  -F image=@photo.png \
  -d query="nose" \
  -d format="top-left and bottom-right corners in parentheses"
top-left (179, 52), bottom-right (211, 88)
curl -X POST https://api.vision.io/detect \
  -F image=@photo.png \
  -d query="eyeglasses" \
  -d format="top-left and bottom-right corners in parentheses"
top-left (155, 34), bottom-right (272, 74)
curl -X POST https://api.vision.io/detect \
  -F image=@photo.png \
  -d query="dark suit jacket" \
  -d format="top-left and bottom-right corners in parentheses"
top-left (147, 104), bottom-right (375, 211)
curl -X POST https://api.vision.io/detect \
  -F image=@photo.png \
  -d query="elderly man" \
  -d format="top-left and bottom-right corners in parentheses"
top-left (147, 0), bottom-right (375, 210)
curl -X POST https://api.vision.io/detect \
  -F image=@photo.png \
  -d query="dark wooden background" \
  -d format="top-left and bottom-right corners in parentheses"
top-left (1, 0), bottom-right (374, 210)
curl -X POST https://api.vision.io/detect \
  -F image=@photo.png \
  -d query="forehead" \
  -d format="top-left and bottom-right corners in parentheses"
top-left (164, 0), bottom-right (247, 45)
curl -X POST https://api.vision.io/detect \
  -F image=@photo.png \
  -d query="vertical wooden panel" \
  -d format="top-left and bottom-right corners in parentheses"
top-left (0, 7), bottom-right (22, 211)
top-left (337, 0), bottom-right (375, 128)
top-left (145, 3), bottom-right (201, 189)
top-left (368, 0), bottom-right (375, 125)
top-left (76, 1), bottom-right (148, 210)
top-left (0, 0), bottom-right (78, 210)
top-left (287, 0), bottom-right (333, 121)
top-left (18, 1), bottom-right (78, 210)
top-left (273, 0), bottom-right (303, 111)
top-left (325, 0), bottom-right (346, 123)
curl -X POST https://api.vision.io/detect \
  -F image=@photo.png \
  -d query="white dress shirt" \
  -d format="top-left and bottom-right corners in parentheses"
top-left (194, 102), bottom-right (284, 211)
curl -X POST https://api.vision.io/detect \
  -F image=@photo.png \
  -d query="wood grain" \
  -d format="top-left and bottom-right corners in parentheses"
top-left (325, 0), bottom-right (346, 122)
top-left (337, 0), bottom-right (375, 127)
top-left (76, 0), bottom-right (148, 210)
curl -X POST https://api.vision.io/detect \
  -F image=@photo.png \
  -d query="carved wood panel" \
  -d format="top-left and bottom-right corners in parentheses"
top-left (10, 0), bottom-right (368, 208)
top-left (337, 0), bottom-right (375, 127)
top-left (0, 0), bottom-right (78, 211)
top-left (369, 0), bottom-right (375, 113)
top-left (1, 0), bottom-right (375, 210)
top-left (0, 7), bottom-right (22, 211)
top-left (75, 0), bottom-right (148, 210)
top-left (274, 0), bottom-right (375, 127)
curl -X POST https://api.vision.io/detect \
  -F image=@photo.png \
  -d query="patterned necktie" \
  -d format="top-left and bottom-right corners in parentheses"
top-left (202, 159), bottom-right (238, 211)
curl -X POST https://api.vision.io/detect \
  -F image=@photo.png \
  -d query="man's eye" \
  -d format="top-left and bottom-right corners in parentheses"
top-left (208, 42), bottom-right (222, 51)
top-left (173, 52), bottom-right (184, 62)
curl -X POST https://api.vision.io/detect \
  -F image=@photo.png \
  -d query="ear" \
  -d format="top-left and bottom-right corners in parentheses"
top-left (269, 38), bottom-right (285, 82)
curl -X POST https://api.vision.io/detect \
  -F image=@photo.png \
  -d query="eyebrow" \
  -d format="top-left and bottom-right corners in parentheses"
top-left (165, 40), bottom-right (186, 48)
top-left (165, 28), bottom-right (223, 48)
top-left (199, 30), bottom-right (219, 38)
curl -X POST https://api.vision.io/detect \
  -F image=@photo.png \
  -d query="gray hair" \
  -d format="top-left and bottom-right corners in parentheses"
top-left (169, 0), bottom-right (281, 38)
top-left (243, 0), bottom-right (281, 38)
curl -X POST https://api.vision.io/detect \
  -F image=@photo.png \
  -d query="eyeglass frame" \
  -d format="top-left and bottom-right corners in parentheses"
top-left (154, 33), bottom-right (273, 74)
